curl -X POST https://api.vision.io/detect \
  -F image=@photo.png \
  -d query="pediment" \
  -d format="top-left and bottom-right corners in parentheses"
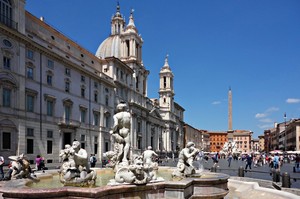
top-left (62, 98), bottom-right (73, 106)
top-left (0, 72), bottom-right (18, 87)
top-left (0, 119), bottom-right (17, 128)
top-left (149, 108), bottom-right (162, 119)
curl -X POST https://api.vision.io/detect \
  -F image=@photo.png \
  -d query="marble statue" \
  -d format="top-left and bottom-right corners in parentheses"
top-left (109, 102), bottom-right (131, 166)
top-left (106, 102), bottom-right (163, 185)
top-left (220, 141), bottom-right (238, 155)
top-left (172, 142), bottom-right (199, 178)
top-left (59, 140), bottom-right (97, 187)
top-left (142, 146), bottom-right (159, 180)
top-left (5, 154), bottom-right (38, 181)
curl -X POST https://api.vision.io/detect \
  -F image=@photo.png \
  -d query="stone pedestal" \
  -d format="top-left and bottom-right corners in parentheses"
top-left (227, 130), bottom-right (234, 142)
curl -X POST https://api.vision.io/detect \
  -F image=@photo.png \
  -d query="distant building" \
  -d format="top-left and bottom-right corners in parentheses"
top-left (233, 130), bottom-right (253, 153)
top-left (258, 135), bottom-right (265, 152)
top-left (251, 139), bottom-right (260, 152)
top-left (200, 129), bottom-right (210, 152)
top-left (264, 119), bottom-right (300, 152)
top-left (183, 124), bottom-right (202, 149)
top-left (286, 119), bottom-right (300, 150)
top-left (208, 131), bottom-right (228, 152)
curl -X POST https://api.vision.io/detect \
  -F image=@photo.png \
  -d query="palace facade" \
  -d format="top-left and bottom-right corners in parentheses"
top-left (0, 1), bottom-right (184, 164)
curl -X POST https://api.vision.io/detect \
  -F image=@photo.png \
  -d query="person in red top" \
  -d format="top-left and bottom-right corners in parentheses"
top-left (35, 155), bottom-right (43, 170)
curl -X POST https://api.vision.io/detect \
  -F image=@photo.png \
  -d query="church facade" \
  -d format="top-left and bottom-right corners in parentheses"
top-left (0, 1), bottom-right (184, 163)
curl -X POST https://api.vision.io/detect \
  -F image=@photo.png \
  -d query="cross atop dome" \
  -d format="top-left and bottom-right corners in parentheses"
top-left (113, 2), bottom-right (122, 18)
top-left (164, 54), bottom-right (170, 68)
top-left (126, 8), bottom-right (137, 33)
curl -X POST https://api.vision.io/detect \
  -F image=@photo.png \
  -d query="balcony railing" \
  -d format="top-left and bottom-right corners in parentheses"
top-left (0, 14), bottom-right (18, 30)
top-left (58, 118), bottom-right (80, 128)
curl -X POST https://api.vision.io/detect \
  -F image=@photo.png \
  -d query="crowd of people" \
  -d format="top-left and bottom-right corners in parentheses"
top-left (205, 151), bottom-right (300, 172)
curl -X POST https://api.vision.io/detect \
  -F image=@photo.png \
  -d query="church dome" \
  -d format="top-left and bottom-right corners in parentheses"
top-left (95, 35), bottom-right (121, 58)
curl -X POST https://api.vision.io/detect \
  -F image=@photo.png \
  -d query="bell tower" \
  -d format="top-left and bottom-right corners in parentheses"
top-left (159, 55), bottom-right (174, 111)
top-left (111, 3), bottom-right (125, 35)
top-left (120, 9), bottom-right (143, 62)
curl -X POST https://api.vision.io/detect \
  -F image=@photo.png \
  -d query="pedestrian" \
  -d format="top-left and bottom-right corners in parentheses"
top-left (227, 152), bottom-right (233, 167)
top-left (35, 155), bottom-right (43, 170)
top-left (273, 153), bottom-right (280, 170)
top-left (262, 153), bottom-right (266, 165)
top-left (0, 155), bottom-right (4, 180)
top-left (90, 154), bottom-right (97, 168)
top-left (245, 154), bottom-right (252, 171)
top-left (212, 152), bottom-right (219, 167)
top-left (253, 155), bottom-right (258, 167)
top-left (295, 154), bottom-right (300, 168)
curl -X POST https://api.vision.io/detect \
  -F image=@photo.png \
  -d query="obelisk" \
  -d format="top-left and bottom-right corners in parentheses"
top-left (227, 87), bottom-right (233, 142)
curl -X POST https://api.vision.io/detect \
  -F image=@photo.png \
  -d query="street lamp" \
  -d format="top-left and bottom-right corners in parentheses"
top-left (284, 112), bottom-right (287, 151)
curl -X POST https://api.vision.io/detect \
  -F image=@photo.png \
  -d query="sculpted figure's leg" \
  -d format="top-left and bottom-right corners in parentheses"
top-left (123, 133), bottom-right (130, 163)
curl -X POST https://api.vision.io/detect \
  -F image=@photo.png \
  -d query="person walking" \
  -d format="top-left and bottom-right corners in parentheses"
top-left (35, 155), bottom-right (44, 171)
top-left (212, 152), bottom-right (219, 167)
top-left (0, 155), bottom-right (4, 180)
top-left (295, 154), bottom-right (300, 168)
top-left (295, 154), bottom-right (300, 172)
top-left (90, 154), bottom-right (97, 168)
top-left (273, 153), bottom-right (280, 170)
top-left (245, 154), bottom-right (252, 171)
top-left (227, 152), bottom-right (233, 167)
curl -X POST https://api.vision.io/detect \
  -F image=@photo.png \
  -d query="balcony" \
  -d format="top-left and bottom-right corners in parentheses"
top-left (0, 14), bottom-right (18, 30)
top-left (57, 118), bottom-right (80, 129)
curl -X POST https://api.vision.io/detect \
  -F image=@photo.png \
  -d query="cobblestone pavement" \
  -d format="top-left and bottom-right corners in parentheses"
top-left (158, 158), bottom-right (300, 189)
top-left (201, 158), bottom-right (300, 189)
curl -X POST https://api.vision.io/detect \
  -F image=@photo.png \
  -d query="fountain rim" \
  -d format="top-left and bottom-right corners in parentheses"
top-left (0, 167), bottom-right (230, 199)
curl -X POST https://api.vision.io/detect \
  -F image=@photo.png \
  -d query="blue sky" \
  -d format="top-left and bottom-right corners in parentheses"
top-left (25, 1), bottom-right (300, 138)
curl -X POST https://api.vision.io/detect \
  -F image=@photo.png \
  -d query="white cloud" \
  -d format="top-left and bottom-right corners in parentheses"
top-left (212, 101), bottom-right (221, 105)
top-left (255, 113), bottom-right (266, 118)
top-left (266, 107), bottom-right (279, 112)
top-left (286, 98), bottom-right (300, 104)
top-left (255, 107), bottom-right (279, 130)
top-left (255, 107), bottom-right (279, 119)
top-left (259, 118), bottom-right (273, 123)
top-left (258, 124), bottom-right (274, 129)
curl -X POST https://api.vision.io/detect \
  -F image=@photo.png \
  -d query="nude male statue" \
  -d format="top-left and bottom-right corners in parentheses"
top-left (173, 142), bottom-right (199, 177)
top-left (110, 102), bottom-right (131, 164)
top-left (142, 146), bottom-right (158, 166)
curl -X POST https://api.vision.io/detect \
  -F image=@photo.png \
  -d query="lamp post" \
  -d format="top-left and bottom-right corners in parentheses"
top-left (284, 112), bottom-right (287, 152)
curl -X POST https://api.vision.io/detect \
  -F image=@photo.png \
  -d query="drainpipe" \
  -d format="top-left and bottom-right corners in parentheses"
top-left (89, 76), bottom-right (91, 152)
top-left (40, 52), bottom-right (43, 139)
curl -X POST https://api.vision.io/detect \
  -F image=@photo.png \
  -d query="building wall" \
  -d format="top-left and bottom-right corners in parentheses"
top-left (263, 119), bottom-right (300, 152)
top-left (183, 124), bottom-right (202, 149)
top-left (209, 132), bottom-right (227, 152)
top-left (233, 132), bottom-right (252, 153)
top-left (258, 136), bottom-right (265, 152)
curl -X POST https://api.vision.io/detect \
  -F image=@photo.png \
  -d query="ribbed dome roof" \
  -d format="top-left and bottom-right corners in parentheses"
top-left (95, 35), bottom-right (121, 58)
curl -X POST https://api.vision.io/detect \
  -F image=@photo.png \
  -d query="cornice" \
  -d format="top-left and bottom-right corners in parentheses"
top-left (0, 22), bottom-right (116, 88)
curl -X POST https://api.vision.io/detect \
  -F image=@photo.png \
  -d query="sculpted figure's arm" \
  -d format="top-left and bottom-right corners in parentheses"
top-left (75, 149), bottom-right (88, 159)
top-left (183, 148), bottom-right (199, 159)
top-left (110, 114), bottom-right (119, 134)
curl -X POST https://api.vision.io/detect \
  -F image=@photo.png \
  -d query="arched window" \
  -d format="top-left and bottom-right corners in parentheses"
top-left (0, 0), bottom-right (12, 26)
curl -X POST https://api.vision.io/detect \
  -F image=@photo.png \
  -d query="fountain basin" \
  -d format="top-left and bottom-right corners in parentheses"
top-left (0, 167), bottom-right (229, 199)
